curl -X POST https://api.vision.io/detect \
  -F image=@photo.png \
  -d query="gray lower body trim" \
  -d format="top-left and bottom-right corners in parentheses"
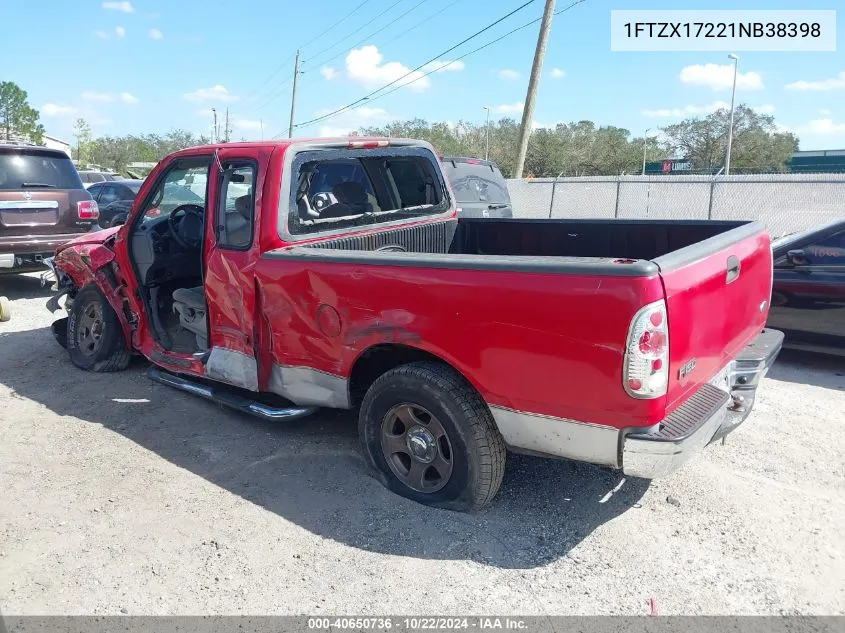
top-left (205, 347), bottom-right (259, 392)
top-left (488, 405), bottom-right (620, 467)
top-left (269, 364), bottom-right (350, 409)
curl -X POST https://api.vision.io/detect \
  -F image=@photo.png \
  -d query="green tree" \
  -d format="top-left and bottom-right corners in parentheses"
top-left (73, 118), bottom-right (93, 165)
top-left (0, 81), bottom-right (45, 143)
top-left (661, 104), bottom-right (798, 173)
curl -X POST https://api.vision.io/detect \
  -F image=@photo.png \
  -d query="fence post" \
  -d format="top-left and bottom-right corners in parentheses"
top-left (548, 179), bottom-right (557, 218)
top-left (707, 179), bottom-right (715, 220)
top-left (614, 177), bottom-right (621, 218)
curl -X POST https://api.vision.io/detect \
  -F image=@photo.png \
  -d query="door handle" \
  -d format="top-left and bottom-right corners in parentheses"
top-left (726, 255), bottom-right (741, 284)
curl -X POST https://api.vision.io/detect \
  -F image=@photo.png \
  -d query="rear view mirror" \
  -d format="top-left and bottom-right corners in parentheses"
top-left (787, 249), bottom-right (808, 266)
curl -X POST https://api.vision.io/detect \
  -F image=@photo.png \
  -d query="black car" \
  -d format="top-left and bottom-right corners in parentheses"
top-left (767, 219), bottom-right (845, 355)
top-left (440, 157), bottom-right (513, 218)
top-left (86, 179), bottom-right (143, 227)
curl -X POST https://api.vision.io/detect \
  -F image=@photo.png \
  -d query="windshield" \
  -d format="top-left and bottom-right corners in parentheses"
top-left (0, 151), bottom-right (84, 190)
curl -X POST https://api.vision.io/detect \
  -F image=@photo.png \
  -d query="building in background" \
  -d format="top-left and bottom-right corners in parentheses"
top-left (42, 134), bottom-right (71, 156)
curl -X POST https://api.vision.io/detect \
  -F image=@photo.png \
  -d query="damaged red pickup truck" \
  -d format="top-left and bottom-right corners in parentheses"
top-left (45, 138), bottom-right (783, 511)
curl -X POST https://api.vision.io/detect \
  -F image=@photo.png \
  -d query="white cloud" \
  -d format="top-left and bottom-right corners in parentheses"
top-left (679, 63), bottom-right (764, 91)
top-left (115, 25), bottom-right (125, 38)
top-left (183, 85), bottom-right (239, 103)
top-left (313, 106), bottom-right (394, 136)
top-left (81, 91), bottom-right (138, 104)
top-left (94, 30), bottom-right (110, 39)
top-left (498, 69), bottom-right (520, 81)
top-left (820, 108), bottom-right (832, 115)
top-left (345, 46), bottom-right (430, 92)
top-left (233, 119), bottom-right (263, 132)
top-left (41, 104), bottom-right (79, 117)
top-left (82, 91), bottom-right (113, 103)
top-left (797, 118), bottom-right (845, 135)
top-left (148, 28), bottom-right (163, 40)
top-left (493, 101), bottom-right (524, 115)
top-left (320, 67), bottom-right (337, 80)
top-left (420, 60), bottom-right (465, 73)
top-left (786, 72), bottom-right (845, 92)
top-left (641, 101), bottom-right (730, 118)
top-left (102, 1), bottom-right (134, 12)
top-left (550, 68), bottom-right (566, 79)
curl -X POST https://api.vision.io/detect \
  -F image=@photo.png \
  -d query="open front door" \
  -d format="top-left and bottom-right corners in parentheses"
top-left (203, 153), bottom-right (262, 390)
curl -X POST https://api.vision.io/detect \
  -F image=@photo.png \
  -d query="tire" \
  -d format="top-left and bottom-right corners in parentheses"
top-left (0, 296), bottom-right (10, 322)
top-left (66, 284), bottom-right (130, 372)
top-left (359, 361), bottom-right (506, 511)
top-left (110, 214), bottom-right (127, 227)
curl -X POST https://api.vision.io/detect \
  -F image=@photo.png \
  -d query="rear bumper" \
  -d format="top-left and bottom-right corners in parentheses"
top-left (622, 328), bottom-right (784, 478)
top-left (0, 232), bottom-right (92, 256)
top-left (0, 250), bottom-right (54, 272)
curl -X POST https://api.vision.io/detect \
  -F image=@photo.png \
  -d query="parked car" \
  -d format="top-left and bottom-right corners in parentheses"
top-left (767, 219), bottom-right (845, 355)
top-left (44, 138), bottom-right (781, 511)
top-left (78, 171), bottom-right (124, 188)
top-left (87, 179), bottom-right (144, 227)
top-left (0, 143), bottom-right (99, 275)
top-left (440, 156), bottom-right (513, 218)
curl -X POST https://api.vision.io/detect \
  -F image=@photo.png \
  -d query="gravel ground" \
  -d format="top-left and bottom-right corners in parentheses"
top-left (0, 273), bottom-right (843, 616)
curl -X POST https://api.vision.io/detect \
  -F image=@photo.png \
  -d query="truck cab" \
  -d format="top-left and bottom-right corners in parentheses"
top-left (47, 138), bottom-right (783, 511)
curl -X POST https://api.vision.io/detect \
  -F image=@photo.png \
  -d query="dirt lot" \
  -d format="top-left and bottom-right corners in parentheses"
top-left (0, 273), bottom-right (843, 616)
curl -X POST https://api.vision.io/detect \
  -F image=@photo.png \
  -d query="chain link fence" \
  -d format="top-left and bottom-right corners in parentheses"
top-left (507, 174), bottom-right (845, 238)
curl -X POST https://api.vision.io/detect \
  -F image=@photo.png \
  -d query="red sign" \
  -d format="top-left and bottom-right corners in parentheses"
top-left (662, 160), bottom-right (672, 174)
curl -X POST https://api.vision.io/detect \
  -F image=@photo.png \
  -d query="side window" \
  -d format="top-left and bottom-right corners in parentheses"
top-left (98, 185), bottom-right (120, 206)
top-left (217, 161), bottom-right (256, 249)
top-left (87, 183), bottom-right (101, 201)
top-left (138, 161), bottom-right (210, 223)
top-left (804, 231), bottom-right (845, 266)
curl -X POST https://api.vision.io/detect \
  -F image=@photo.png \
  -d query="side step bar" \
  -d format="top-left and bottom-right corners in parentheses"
top-left (148, 367), bottom-right (318, 421)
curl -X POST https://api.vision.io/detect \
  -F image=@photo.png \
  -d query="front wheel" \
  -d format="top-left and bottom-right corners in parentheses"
top-left (66, 285), bottom-right (130, 372)
top-left (358, 362), bottom-right (506, 511)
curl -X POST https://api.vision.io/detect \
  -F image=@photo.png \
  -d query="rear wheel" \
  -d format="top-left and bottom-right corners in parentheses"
top-left (67, 285), bottom-right (130, 372)
top-left (359, 362), bottom-right (506, 511)
top-left (109, 213), bottom-right (128, 228)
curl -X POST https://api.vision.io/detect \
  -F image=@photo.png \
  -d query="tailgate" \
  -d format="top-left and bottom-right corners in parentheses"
top-left (656, 222), bottom-right (772, 414)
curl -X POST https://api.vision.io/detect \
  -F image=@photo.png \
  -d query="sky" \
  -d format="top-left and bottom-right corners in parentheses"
top-left (2, 0), bottom-right (843, 150)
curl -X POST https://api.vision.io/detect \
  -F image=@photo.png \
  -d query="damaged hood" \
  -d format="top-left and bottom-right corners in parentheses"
top-left (56, 225), bottom-right (121, 253)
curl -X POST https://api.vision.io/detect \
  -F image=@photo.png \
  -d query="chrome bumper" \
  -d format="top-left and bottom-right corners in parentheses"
top-left (623, 328), bottom-right (784, 479)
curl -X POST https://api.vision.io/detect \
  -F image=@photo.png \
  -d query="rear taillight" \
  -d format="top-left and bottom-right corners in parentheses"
top-left (348, 139), bottom-right (389, 149)
top-left (623, 299), bottom-right (669, 399)
top-left (77, 200), bottom-right (99, 220)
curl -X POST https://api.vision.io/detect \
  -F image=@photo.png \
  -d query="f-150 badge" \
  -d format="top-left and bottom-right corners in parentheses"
top-left (678, 358), bottom-right (697, 379)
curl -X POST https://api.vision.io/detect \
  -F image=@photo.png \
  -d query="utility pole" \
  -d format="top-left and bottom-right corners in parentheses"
top-left (641, 128), bottom-right (650, 175)
top-left (212, 108), bottom-right (218, 143)
top-left (224, 107), bottom-right (230, 142)
top-left (725, 53), bottom-right (739, 175)
top-left (260, 118), bottom-right (264, 141)
top-left (514, 0), bottom-right (556, 179)
top-left (288, 49), bottom-right (301, 138)
top-left (484, 106), bottom-right (491, 161)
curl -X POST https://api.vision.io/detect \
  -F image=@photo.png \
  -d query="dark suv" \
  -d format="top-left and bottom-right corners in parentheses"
top-left (0, 144), bottom-right (99, 275)
top-left (440, 156), bottom-right (513, 218)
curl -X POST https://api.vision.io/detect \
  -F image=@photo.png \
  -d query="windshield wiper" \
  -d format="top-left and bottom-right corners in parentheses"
top-left (21, 182), bottom-right (57, 188)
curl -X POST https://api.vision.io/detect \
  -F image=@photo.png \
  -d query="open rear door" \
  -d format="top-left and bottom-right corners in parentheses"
top-left (203, 148), bottom-right (266, 390)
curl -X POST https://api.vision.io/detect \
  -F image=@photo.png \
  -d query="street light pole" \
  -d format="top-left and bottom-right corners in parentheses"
top-left (725, 53), bottom-right (739, 175)
top-left (484, 106), bottom-right (491, 161)
top-left (641, 128), bottom-right (650, 175)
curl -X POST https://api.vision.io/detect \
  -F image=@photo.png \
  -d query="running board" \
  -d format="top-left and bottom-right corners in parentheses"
top-left (147, 367), bottom-right (318, 421)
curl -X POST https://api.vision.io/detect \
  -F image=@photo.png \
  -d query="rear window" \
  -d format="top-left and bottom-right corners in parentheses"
top-left (287, 147), bottom-right (450, 237)
top-left (441, 159), bottom-right (510, 204)
top-left (0, 151), bottom-right (84, 190)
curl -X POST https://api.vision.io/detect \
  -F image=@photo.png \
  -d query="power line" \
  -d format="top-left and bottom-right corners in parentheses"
top-left (302, 0), bottom-right (428, 72)
top-left (283, 0), bottom-right (539, 135)
top-left (242, 0), bottom-right (376, 108)
top-left (377, 0), bottom-right (463, 50)
top-left (302, 0), bottom-right (406, 68)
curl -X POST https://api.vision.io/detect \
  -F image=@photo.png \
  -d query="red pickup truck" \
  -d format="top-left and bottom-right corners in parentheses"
top-left (45, 138), bottom-right (783, 511)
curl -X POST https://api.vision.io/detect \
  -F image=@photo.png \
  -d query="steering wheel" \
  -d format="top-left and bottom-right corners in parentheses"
top-left (168, 204), bottom-right (204, 250)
